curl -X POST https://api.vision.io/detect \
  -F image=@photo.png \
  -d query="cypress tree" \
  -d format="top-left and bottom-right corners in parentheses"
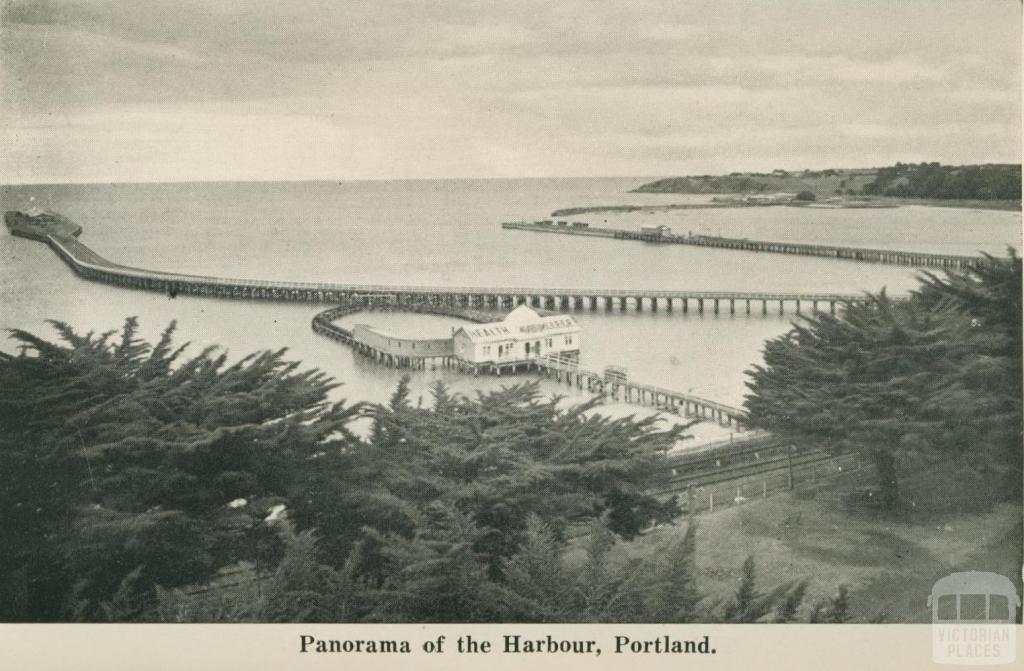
top-left (0, 318), bottom-right (363, 620)
top-left (744, 253), bottom-right (1022, 511)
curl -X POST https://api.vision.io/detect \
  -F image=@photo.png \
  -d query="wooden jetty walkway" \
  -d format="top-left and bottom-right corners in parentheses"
top-left (311, 299), bottom-right (749, 427)
top-left (503, 220), bottom-right (987, 269)
top-left (532, 353), bottom-right (748, 427)
top-left (6, 211), bottom-right (885, 316)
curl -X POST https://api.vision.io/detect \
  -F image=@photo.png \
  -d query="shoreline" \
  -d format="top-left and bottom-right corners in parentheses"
top-left (552, 197), bottom-right (1020, 217)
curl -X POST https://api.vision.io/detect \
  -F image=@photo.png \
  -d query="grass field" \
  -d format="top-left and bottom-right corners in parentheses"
top-left (630, 463), bottom-right (1022, 622)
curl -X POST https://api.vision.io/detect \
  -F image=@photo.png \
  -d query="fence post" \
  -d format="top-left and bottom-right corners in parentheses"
top-left (787, 445), bottom-right (795, 490)
top-left (687, 485), bottom-right (695, 516)
top-left (763, 479), bottom-right (768, 498)
top-left (709, 492), bottom-right (714, 513)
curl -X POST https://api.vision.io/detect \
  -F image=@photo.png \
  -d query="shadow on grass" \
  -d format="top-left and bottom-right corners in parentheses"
top-left (852, 522), bottom-right (1023, 623)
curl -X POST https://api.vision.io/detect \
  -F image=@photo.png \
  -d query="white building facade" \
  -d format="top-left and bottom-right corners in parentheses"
top-left (453, 305), bottom-right (580, 365)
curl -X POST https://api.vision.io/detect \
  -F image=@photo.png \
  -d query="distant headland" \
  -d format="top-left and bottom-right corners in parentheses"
top-left (552, 163), bottom-right (1019, 217)
top-left (629, 162), bottom-right (1021, 211)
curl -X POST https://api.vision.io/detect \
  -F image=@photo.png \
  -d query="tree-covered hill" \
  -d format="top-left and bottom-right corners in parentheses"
top-left (634, 163), bottom-right (1021, 203)
top-left (861, 162), bottom-right (1020, 200)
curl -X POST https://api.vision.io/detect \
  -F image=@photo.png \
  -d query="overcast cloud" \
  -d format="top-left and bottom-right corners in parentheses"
top-left (1, 0), bottom-right (1020, 183)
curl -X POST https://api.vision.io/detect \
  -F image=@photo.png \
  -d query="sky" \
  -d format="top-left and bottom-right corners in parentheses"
top-left (1, 0), bottom-right (1021, 184)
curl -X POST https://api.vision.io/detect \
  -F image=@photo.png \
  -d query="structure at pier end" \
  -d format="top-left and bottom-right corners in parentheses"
top-left (317, 302), bottom-right (581, 375)
top-left (453, 305), bottom-right (580, 367)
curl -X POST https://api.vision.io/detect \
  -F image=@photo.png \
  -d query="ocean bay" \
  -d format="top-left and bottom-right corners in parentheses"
top-left (1, 178), bottom-right (1019, 444)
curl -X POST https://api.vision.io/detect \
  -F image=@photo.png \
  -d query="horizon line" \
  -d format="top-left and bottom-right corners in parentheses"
top-left (3, 160), bottom-right (1020, 189)
top-left (0, 174), bottom-right (664, 188)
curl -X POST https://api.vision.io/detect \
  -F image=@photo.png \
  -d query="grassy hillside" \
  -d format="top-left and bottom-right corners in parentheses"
top-left (634, 168), bottom-right (878, 199)
top-left (635, 163), bottom-right (1020, 204)
top-left (628, 464), bottom-right (1021, 623)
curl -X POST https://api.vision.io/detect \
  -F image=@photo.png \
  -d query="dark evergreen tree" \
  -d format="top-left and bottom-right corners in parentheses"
top-left (495, 519), bottom-right (814, 624)
top-left (744, 253), bottom-right (1022, 511)
top-left (745, 292), bottom-right (970, 509)
top-left (0, 318), bottom-right (362, 620)
top-left (861, 163), bottom-right (1020, 201)
top-left (774, 580), bottom-right (809, 623)
top-left (290, 382), bottom-right (686, 579)
top-left (722, 556), bottom-right (762, 622)
top-left (2, 316), bottom-right (846, 624)
top-left (496, 515), bottom-right (576, 621)
top-left (155, 529), bottom-right (374, 623)
top-left (370, 502), bottom-right (503, 622)
top-left (637, 519), bottom-right (702, 622)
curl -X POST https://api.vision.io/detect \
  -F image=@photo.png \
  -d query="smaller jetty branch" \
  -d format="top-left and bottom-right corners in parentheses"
top-left (311, 296), bottom-right (748, 429)
top-left (502, 220), bottom-right (989, 269)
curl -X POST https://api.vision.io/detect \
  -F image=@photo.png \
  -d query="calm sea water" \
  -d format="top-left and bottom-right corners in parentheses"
top-left (1, 179), bottom-right (1019, 444)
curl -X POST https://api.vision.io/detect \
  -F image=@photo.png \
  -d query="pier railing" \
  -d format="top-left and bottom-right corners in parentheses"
top-left (49, 231), bottom-right (867, 301)
top-left (503, 220), bottom-right (988, 269)
top-left (534, 353), bottom-right (749, 427)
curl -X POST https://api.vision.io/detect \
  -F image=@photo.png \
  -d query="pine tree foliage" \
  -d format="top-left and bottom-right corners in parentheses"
top-left (2, 316), bottom-right (847, 624)
top-left (496, 515), bottom-right (577, 621)
top-left (774, 580), bottom-right (809, 623)
top-left (257, 529), bottom-right (374, 623)
top-left (722, 555), bottom-right (761, 622)
top-left (636, 518), bottom-right (701, 622)
top-left (744, 252), bottom-right (1023, 510)
top-left (289, 381), bottom-right (684, 582)
top-left (489, 515), bottom-right (667, 623)
top-left (0, 318), bottom-right (363, 621)
top-left (476, 517), bottom-right (818, 624)
top-left (367, 502), bottom-right (506, 622)
top-left (154, 529), bottom-right (373, 623)
top-left (719, 555), bottom-right (810, 623)
top-left (915, 250), bottom-right (1023, 489)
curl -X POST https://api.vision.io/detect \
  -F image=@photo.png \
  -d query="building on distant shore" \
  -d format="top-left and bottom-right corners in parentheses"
top-left (453, 305), bottom-right (580, 365)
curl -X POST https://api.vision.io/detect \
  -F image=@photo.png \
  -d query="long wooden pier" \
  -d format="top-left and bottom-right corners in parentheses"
top-left (6, 211), bottom-right (883, 315)
top-left (503, 220), bottom-right (987, 269)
